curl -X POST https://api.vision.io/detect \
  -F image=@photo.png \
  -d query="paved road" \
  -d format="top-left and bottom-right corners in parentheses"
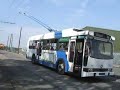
top-left (0, 50), bottom-right (120, 90)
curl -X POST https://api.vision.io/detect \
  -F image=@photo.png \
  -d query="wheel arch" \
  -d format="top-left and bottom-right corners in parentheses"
top-left (32, 53), bottom-right (36, 59)
top-left (56, 58), bottom-right (69, 72)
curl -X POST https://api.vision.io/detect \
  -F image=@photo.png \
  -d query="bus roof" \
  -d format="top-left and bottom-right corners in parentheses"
top-left (28, 31), bottom-right (62, 41)
top-left (62, 28), bottom-right (89, 37)
top-left (28, 35), bottom-right (43, 41)
top-left (28, 28), bottom-right (115, 41)
top-left (42, 31), bottom-right (62, 39)
top-left (62, 28), bottom-right (115, 41)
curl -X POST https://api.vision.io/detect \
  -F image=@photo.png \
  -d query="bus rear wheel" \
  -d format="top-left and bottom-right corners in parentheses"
top-left (57, 61), bottom-right (65, 75)
top-left (32, 54), bottom-right (36, 64)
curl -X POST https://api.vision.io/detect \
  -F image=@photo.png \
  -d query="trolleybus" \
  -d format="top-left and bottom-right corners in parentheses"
top-left (26, 28), bottom-right (115, 77)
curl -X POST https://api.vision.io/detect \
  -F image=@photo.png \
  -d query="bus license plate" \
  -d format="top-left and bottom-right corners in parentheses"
top-left (99, 73), bottom-right (105, 75)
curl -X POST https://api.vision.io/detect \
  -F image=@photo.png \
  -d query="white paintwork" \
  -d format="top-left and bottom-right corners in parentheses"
top-left (42, 32), bottom-right (55, 39)
top-left (86, 57), bottom-right (113, 69)
top-left (67, 39), bottom-right (76, 72)
top-left (111, 36), bottom-right (115, 40)
top-left (68, 62), bottom-right (74, 72)
top-left (40, 50), bottom-right (57, 64)
top-left (26, 32), bottom-right (57, 58)
top-left (82, 71), bottom-right (114, 77)
top-left (26, 28), bottom-right (115, 77)
top-left (62, 28), bottom-right (89, 37)
top-left (26, 35), bottom-right (43, 58)
top-left (28, 35), bottom-right (43, 41)
top-left (62, 28), bottom-right (115, 41)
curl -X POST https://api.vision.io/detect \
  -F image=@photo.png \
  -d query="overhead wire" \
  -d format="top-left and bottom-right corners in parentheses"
top-left (21, 12), bottom-right (56, 32)
top-left (9, 0), bottom-right (16, 8)
top-left (15, 0), bottom-right (24, 8)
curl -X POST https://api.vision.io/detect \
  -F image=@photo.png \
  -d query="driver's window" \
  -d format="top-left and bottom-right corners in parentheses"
top-left (84, 43), bottom-right (89, 66)
top-left (84, 43), bottom-right (90, 59)
top-left (69, 42), bottom-right (75, 62)
top-left (76, 42), bottom-right (83, 53)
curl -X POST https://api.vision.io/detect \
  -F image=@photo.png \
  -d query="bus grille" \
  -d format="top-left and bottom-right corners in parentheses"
top-left (83, 68), bottom-right (108, 72)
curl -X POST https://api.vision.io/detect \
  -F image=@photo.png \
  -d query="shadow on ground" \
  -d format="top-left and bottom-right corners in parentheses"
top-left (0, 59), bottom-right (120, 90)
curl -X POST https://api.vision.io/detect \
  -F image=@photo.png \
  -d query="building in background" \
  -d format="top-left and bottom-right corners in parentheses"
top-left (83, 26), bottom-right (120, 53)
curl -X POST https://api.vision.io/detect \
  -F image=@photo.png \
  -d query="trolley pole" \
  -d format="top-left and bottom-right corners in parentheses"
top-left (18, 27), bottom-right (22, 54)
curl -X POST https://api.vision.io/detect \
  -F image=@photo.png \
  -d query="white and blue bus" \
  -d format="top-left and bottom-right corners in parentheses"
top-left (26, 28), bottom-right (115, 77)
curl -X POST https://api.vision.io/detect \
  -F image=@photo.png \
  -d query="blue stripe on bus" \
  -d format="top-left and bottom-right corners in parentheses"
top-left (38, 60), bottom-right (56, 69)
top-left (55, 31), bottom-right (62, 38)
top-left (56, 51), bottom-right (69, 72)
top-left (37, 51), bottom-right (69, 72)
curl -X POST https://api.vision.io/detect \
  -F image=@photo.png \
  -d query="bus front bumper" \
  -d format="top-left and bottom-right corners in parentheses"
top-left (81, 71), bottom-right (114, 77)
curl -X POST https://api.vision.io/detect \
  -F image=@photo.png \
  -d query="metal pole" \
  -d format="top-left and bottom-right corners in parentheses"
top-left (9, 34), bottom-right (12, 51)
top-left (18, 27), bottom-right (22, 54)
top-left (11, 34), bottom-right (13, 52)
top-left (6, 35), bottom-right (9, 50)
top-left (9, 34), bottom-right (13, 52)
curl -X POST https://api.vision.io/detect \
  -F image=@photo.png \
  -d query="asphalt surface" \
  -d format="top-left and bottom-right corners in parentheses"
top-left (0, 50), bottom-right (120, 90)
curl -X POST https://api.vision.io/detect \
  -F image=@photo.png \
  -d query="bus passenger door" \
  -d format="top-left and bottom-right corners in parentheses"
top-left (68, 39), bottom-right (76, 72)
top-left (68, 39), bottom-right (84, 76)
top-left (74, 39), bottom-right (84, 75)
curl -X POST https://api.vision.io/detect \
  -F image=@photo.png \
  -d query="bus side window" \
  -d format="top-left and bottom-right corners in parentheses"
top-left (50, 39), bottom-right (58, 50)
top-left (59, 44), bottom-right (64, 50)
top-left (29, 41), bottom-right (36, 49)
top-left (69, 42), bottom-right (75, 62)
top-left (42, 40), bottom-right (49, 50)
top-left (59, 43), bottom-right (68, 51)
top-left (36, 42), bottom-right (42, 56)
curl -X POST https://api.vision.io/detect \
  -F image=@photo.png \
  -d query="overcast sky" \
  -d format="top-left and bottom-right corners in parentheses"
top-left (0, 0), bottom-right (120, 48)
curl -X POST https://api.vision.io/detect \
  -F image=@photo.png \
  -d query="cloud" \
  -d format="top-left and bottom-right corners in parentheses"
top-left (66, 0), bottom-right (90, 22)
top-left (49, 0), bottom-right (65, 6)
top-left (49, 0), bottom-right (90, 17)
top-left (81, 0), bottom-right (89, 8)
top-left (49, 0), bottom-right (89, 8)
top-left (75, 0), bottom-right (90, 15)
top-left (95, 0), bottom-right (118, 5)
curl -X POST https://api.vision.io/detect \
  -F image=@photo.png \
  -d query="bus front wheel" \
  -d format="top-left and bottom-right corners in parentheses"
top-left (57, 61), bottom-right (65, 75)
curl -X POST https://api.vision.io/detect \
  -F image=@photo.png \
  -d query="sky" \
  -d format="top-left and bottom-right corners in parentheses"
top-left (0, 0), bottom-right (120, 48)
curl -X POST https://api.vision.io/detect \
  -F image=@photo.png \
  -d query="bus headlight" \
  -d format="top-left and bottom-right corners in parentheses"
top-left (88, 68), bottom-right (93, 72)
top-left (108, 68), bottom-right (112, 72)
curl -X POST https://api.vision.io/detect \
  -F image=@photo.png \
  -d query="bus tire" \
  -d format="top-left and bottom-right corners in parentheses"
top-left (26, 54), bottom-right (28, 59)
top-left (32, 54), bottom-right (36, 64)
top-left (57, 60), bottom-right (65, 75)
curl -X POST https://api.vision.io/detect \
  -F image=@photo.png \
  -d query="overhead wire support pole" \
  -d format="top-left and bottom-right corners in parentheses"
top-left (9, 34), bottom-right (13, 51)
top-left (11, 34), bottom-right (13, 52)
top-left (0, 20), bottom-right (15, 51)
top-left (18, 27), bottom-right (22, 54)
top-left (6, 36), bottom-right (10, 50)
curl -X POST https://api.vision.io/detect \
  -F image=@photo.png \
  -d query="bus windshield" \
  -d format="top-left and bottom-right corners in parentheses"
top-left (87, 39), bottom-right (113, 59)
